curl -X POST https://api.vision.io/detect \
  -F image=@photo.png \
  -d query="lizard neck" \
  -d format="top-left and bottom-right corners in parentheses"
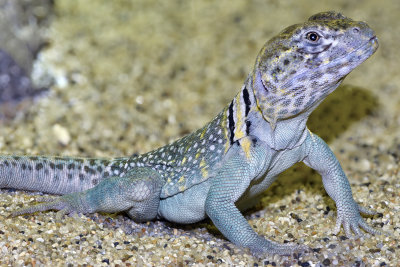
top-left (249, 110), bottom-right (309, 150)
top-left (225, 76), bottom-right (310, 151)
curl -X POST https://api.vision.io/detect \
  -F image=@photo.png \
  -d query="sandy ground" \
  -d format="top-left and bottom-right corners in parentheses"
top-left (0, 0), bottom-right (399, 266)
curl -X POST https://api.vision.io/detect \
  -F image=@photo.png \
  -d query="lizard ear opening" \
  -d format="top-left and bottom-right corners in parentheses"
top-left (253, 70), bottom-right (269, 93)
top-left (251, 70), bottom-right (278, 130)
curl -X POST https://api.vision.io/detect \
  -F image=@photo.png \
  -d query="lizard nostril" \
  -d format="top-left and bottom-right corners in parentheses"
top-left (352, 27), bottom-right (360, 34)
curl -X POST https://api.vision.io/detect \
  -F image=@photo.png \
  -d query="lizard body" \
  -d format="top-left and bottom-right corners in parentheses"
top-left (1, 11), bottom-right (381, 256)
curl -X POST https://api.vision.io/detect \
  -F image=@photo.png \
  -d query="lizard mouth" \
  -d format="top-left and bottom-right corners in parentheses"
top-left (352, 35), bottom-right (378, 56)
top-left (369, 36), bottom-right (379, 50)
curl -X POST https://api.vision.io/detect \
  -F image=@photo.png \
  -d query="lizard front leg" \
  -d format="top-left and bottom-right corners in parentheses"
top-left (303, 132), bottom-right (382, 237)
top-left (205, 137), bottom-right (306, 256)
top-left (11, 167), bottom-right (163, 222)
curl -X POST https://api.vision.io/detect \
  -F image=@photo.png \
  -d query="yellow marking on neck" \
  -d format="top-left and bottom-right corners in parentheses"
top-left (195, 152), bottom-right (201, 159)
top-left (178, 175), bottom-right (185, 183)
top-left (224, 143), bottom-right (230, 153)
top-left (240, 138), bottom-right (252, 159)
top-left (234, 94), bottom-right (245, 140)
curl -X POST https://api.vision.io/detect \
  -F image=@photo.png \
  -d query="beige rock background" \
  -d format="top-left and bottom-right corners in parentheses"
top-left (0, 0), bottom-right (399, 265)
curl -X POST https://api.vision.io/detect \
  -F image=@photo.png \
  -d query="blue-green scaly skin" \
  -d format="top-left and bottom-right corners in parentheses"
top-left (1, 11), bottom-right (382, 256)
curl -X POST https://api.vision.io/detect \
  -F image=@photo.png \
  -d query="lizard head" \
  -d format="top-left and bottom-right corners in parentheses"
top-left (251, 11), bottom-right (378, 127)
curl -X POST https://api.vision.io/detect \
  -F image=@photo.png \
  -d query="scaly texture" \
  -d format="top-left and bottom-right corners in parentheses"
top-left (1, 11), bottom-right (382, 256)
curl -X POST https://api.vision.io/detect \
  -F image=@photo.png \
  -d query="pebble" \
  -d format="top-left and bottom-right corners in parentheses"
top-left (52, 124), bottom-right (71, 146)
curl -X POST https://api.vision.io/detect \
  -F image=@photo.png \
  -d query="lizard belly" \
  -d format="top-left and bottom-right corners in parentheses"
top-left (158, 180), bottom-right (211, 224)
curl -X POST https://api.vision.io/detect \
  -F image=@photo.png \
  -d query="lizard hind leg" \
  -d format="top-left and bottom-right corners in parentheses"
top-left (124, 168), bottom-right (164, 222)
top-left (10, 167), bottom-right (164, 221)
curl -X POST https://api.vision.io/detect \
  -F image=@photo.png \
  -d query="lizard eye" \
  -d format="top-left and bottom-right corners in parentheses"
top-left (306, 32), bottom-right (320, 42)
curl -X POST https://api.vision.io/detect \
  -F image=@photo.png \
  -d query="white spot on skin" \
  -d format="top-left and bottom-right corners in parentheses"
top-left (210, 145), bottom-right (215, 151)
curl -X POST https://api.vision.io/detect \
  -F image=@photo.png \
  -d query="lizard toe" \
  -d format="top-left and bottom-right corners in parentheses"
top-left (350, 223), bottom-right (363, 237)
top-left (358, 219), bottom-right (385, 236)
top-left (250, 239), bottom-right (309, 258)
top-left (358, 204), bottom-right (377, 215)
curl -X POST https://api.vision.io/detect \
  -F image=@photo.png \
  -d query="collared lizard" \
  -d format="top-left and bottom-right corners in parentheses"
top-left (1, 11), bottom-right (381, 256)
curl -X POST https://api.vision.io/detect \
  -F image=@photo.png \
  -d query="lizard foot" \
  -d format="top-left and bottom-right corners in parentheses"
top-left (10, 193), bottom-right (87, 219)
top-left (333, 202), bottom-right (385, 237)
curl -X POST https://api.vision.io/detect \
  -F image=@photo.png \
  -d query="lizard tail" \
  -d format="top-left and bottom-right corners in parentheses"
top-left (0, 155), bottom-right (114, 195)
